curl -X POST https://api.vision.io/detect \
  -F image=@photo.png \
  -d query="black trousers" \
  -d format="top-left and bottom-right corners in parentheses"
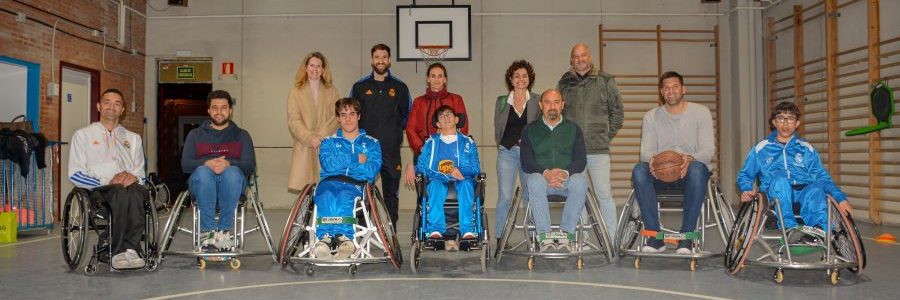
top-left (92, 184), bottom-right (148, 255)
top-left (379, 147), bottom-right (401, 228)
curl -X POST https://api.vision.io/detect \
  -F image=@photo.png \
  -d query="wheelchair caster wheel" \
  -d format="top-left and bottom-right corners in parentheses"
top-left (305, 264), bottom-right (315, 276)
top-left (145, 259), bottom-right (159, 271)
top-left (689, 259), bottom-right (697, 272)
top-left (829, 270), bottom-right (840, 285)
top-left (633, 258), bottom-right (641, 269)
top-left (198, 258), bottom-right (207, 269)
top-left (527, 257), bottom-right (535, 270)
top-left (348, 265), bottom-right (358, 276)
top-left (773, 269), bottom-right (784, 284)
top-left (84, 264), bottom-right (98, 275)
top-left (230, 258), bottom-right (241, 270)
top-left (576, 257), bottom-right (584, 270)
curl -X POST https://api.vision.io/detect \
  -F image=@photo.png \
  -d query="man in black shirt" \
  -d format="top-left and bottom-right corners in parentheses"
top-left (350, 44), bottom-right (411, 226)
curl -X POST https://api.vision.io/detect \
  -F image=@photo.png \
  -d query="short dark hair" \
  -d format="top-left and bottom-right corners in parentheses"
top-left (769, 101), bottom-right (802, 130)
top-left (371, 44), bottom-right (391, 57)
top-left (504, 60), bottom-right (535, 91)
top-left (659, 71), bottom-right (684, 87)
top-left (207, 90), bottom-right (234, 108)
top-left (335, 97), bottom-right (361, 116)
top-left (100, 88), bottom-right (125, 103)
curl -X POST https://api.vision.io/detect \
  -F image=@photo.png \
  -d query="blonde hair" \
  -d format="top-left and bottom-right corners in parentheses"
top-left (294, 51), bottom-right (333, 89)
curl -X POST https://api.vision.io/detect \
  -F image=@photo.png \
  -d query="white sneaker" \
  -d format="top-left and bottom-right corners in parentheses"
top-left (314, 237), bottom-right (333, 259)
top-left (675, 247), bottom-right (692, 255)
top-left (641, 244), bottom-right (667, 253)
top-left (124, 249), bottom-right (145, 268)
top-left (214, 231), bottom-right (234, 250)
top-left (335, 236), bottom-right (355, 259)
top-left (112, 252), bottom-right (130, 269)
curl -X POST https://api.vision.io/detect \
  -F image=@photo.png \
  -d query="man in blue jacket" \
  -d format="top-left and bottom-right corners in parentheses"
top-left (313, 97), bottom-right (382, 259)
top-left (737, 101), bottom-right (853, 245)
top-left (416, 105), bottom-right (480, 252)
top-left (182, 90), bottom-right (256, 252)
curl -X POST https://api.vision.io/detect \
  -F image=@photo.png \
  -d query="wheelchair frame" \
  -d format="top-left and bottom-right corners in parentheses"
top-left (724, 193), bottom-right (866, 285)
top-left (276, 180), bottom-right (402, 276)
top-left (158, 175), bottom-right (275, 270)
top-left (60, 186), bottom-right (160, 275)
top-left (409, 173), bottom-right (491, 273)
top-left (615, 178), bottom-right (735, 271)
top-left (495, 185), bottom-right (615, 270)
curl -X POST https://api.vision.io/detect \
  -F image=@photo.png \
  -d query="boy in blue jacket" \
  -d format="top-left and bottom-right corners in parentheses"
top-left (416, 105), bottom-right (480, 252)
top-left (737, 101), bottom-right (854, 244)
top-left (313, 97), bottom-right (382, 259)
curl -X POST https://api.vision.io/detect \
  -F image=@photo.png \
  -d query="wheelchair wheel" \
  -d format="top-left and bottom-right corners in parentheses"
top-left (709, 180), bottom-right (735, 244)
top-left (586, 192), bottom-right (615, 262)
top-left (61, 189), bottom-right (89, 270)
top-left (367, 185), bottom-right (402, 270)
top-left (158, 190), bottom-right (189, 258)
top-left (277, 184), bottom-right (314, 266)
top-left (409, 205), bottom-right (422, 273)
top-left (142, 192), bottom-right (160, 271)
top-left (495, 187), bottom-right (522, 263)
top-left (724, 195), bottom-right (766, 274)
top-left (827, 197), bottom-right (865, 274)
top-left (615, 193), bottom-right (641, 253)
top-left (480, 210), bottom-right (491, 273)
top-left (248, 190), bottom-right (277, 260)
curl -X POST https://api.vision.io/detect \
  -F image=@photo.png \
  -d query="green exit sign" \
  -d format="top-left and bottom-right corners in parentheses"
top-left (176, 66), bottom-right (195, 79)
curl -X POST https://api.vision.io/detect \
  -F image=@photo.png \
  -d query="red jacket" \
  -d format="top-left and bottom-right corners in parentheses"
top-left (405, 88), bottom-right (469, 156)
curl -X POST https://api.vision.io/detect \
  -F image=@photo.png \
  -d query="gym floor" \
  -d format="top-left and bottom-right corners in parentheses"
top-left (0, 208), bottom-right (896, 300)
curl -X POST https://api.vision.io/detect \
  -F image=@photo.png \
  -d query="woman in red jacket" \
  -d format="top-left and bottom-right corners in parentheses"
top-left (404, 62), bottom-right (469, 186)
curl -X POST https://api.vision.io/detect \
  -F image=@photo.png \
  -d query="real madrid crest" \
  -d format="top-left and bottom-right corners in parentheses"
top-left (389, 88), bottom-right (396, 97)
top-left (123, 140), bottom-right (131, 149)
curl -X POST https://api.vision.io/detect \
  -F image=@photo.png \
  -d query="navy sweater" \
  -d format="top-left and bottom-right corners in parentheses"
top-left (181, 120), bottom-right (256, 175)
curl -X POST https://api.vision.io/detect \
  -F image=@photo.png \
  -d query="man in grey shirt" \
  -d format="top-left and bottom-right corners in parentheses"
top-left (631, 71), bottom-right (715, 254)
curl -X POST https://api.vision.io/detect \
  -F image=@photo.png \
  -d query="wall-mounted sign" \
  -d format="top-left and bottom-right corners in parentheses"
top-left (176, 66), bottom-right (194, 79)
top-left (158, 60), bottom-right (212, 83)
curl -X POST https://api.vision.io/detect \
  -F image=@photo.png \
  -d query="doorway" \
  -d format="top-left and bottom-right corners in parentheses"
top-left (58, 64), bottom-right (100, 198)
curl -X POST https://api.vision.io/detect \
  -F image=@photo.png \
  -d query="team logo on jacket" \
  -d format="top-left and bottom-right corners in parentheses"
top-left (389, 88), bottom-right (396, 97)
top-left (765, 156), bottom-right (774, 165)
top-left (794, 153), bottom-right (803, 165)
top-left (366, 89), bottom-right (373, 95)
top-left (438, 160), bottom-right (455, 174)
top-left (92, 140), bottom-right (99, 145)
top-left (123, 140), bottom-right (131, 149)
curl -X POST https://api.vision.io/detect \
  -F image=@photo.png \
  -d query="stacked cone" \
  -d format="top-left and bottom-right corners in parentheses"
top-left (875, 233), bottom-right (896, 243)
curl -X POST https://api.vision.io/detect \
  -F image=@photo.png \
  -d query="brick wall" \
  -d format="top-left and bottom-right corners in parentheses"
top-left (0, 0), bottom-right (146, 138)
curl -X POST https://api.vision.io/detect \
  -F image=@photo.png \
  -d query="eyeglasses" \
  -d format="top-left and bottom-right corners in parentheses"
top-left (437, 113), bottom-right (455, 119)
top-left (775, 116), bottom-right (798, 123)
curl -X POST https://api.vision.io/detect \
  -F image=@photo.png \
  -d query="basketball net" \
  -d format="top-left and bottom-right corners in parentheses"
top-left (417, 45), bottom-right (449, 73)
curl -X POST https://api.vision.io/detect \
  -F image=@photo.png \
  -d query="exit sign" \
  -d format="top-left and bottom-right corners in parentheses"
top-left (176, 66), bottom-right (194, 79)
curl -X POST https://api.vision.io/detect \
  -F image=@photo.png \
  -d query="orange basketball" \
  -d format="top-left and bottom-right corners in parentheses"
top-left (652, 151), bottom-right (685, 183)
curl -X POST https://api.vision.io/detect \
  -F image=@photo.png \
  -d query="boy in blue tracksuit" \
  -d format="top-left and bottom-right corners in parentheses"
top-left (416, 105), bottom-right (480, 252)
top-left (313, 97), bottom-right (382, 259)
top-left (737, 101), bottom-right (853, 244)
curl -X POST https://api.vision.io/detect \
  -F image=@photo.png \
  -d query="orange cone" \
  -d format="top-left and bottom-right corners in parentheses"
top-left (875, 233), bottom-right (897, 243)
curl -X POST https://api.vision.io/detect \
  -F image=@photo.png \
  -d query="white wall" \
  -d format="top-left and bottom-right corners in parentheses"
top-left (145, 0), bottom-right (746, 209)
top-left (0, 62), bottom-right (28, 121)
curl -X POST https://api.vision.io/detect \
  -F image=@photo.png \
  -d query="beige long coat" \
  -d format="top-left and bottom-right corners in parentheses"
top-left (287, 84), bottom-right (339, 190)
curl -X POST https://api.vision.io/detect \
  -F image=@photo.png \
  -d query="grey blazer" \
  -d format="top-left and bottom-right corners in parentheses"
top-left (493, 92), bottom-right (541, 147)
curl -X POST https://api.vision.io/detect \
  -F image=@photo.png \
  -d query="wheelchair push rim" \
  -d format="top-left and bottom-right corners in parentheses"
top-left (278, 184), bottom-right (314, 266)
top-left (61, 189), bottom-right (89, 270)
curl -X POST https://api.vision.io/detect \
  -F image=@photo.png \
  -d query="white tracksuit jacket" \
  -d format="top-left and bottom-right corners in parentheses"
top-left (68, 122), bottom-right (145, 189)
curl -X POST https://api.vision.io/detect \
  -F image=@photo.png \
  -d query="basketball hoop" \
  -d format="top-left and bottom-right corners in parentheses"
top-left (417, 45), bottom-right (450, 65)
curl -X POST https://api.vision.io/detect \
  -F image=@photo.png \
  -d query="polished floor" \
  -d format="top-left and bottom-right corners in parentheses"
top-left (0, 207), bottom-right (897, 300)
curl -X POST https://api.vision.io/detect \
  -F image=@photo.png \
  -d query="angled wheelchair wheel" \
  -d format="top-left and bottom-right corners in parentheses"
top-left (586, 192), bottom-right (614, 262)
top-left (615, 192), bottom-right (641, 254)
top-left (61, 189), bottom-right (89, 270)
top-left (724, 195), bottom-right (766, 274)
top-left (495, 187), bottom-right (522, 263)
top-left (367, 185), bottom-right (402, 270)
top-left (158, 190), bottom-right (189, 259)
top-left (142, 192), bottom-right (160, 271)
top-left (709, 180), bottom-right (735, 244)
top-left (409, 204), bottom-right (422, 273)
top-left (247, 189), bottom-right (276, 259)
top-left (277, 184), bottom-right (314, 266)
top-left (480, 209), bottom-right (491, 272)
top-left (827, 197), bottom-right (866, 274)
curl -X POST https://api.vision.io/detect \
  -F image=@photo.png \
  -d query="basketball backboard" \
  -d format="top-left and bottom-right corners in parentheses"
top-left (396, 5), bottom-right (471, 61)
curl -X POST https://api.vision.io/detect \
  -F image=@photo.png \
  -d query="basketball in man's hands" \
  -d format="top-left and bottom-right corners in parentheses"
top-left (652, 151), bottom-right (684, 183)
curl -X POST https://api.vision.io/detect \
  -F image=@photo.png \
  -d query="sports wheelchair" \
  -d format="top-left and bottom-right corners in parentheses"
top-left (409, 173), bottom-right (490, 273)
top-left (276, 176), bottom-right (402, 276)
top-left (495, 184), bottom-right (615, 270)
top-left (60, 185), bottom-right (160, 275)
top-left (616, 178), bottom-right (735, 271)
top-left (724, 193), bottom-right (865, 285)
top-left (158, 175), bottom-right (275, 269)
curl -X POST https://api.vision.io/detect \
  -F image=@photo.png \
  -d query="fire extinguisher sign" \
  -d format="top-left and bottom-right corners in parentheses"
top-left (222, 61), bottom-right (234, 75)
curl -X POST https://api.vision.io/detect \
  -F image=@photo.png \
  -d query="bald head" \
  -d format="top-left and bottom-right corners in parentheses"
top-left (570, 43), bottom-right (593, 75)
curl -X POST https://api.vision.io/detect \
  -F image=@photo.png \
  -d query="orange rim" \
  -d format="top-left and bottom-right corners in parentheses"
top-left (729, 196), bottom-right (765, 275)
top-left (278, 184), bottom-right (312, 264)
top-left (366, 185), bottom-right (400, 270)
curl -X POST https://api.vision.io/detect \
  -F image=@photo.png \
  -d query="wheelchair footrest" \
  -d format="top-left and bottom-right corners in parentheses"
top-left (640, 230), bottom-right (700, 243)
top-left (316, 217), bottom-right (357, 225)
top-left (424, 239), bottom-right (445, 250)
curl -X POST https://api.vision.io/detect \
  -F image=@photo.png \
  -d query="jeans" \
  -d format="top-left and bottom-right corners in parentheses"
top-left (631, 161), bottom-right (709, 233)
top-left (313, 178), bottom-right (362, 239)
top-left (525, 172), bottom-right (589, 233)
top-left (189, 165), bottom-right (246, 232)
top-left (586, 154), bottom-right (618, 240)
top-left (495, 146), bottom-right (527, 235)
top-left (766, 177), bottom-right (828, 229)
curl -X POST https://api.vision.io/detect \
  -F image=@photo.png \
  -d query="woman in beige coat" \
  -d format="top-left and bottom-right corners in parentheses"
top-left (287, 52), bottom-right (340, 191)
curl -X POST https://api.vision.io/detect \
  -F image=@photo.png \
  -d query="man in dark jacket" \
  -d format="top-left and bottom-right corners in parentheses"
top-left (182, 90), bottom-right (256, 252)
top-left (520, 89), bottom-right (588, 253)
top-left (557, 43), bottom-right (624, 240)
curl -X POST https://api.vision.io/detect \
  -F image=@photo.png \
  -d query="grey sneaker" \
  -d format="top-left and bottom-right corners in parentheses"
top-left (112, 252), bottom-right (130, 269)
top-left (200, 231), bottom-right (216, 247)
top-left (124, 249), bottom-right (145, 268)
top-left (445, 240), bottom-right (459, 252)
top-left (335, 236), bottom-right (355, 259)
top-left (557, 238), bottom-right (572, 252)
top-left (314, 237), bottom-right (333, 259)
top-left (540, 239), bottom-right (556, 252)
top-left (214, 231), bottom-right (234, 250)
